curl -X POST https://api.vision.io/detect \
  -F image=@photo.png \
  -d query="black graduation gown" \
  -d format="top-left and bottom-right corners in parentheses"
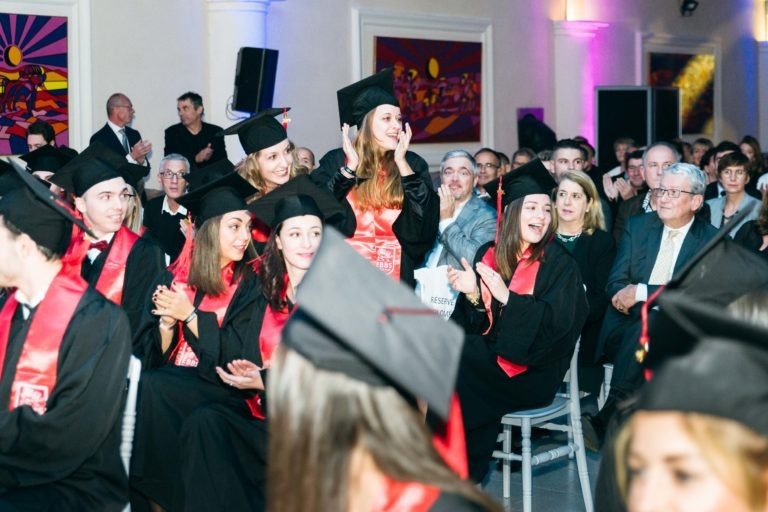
top-left (174, 288), bottom-right (280, 512)
top-left (82, 233), bottom-right (165, 335)
top-left (450, 241), bottom-right (589, 481)
top-left (310, 148), bottom-right (439, 287)
top-left (129, 267), bottom-right (265, 511)
top-left (0, 289), bottom-right (132, 512)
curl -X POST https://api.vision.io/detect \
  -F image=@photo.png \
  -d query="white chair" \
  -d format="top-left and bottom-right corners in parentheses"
top-left (598, 363), bottom-right (613, 410)
top-left (492, 340), bottom-right (593, 512)
top-left (121, 356), bottom-right (142, 512)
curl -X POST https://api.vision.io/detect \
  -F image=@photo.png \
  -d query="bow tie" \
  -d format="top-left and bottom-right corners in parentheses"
top-left (89, 240), bottom-right (110, 252)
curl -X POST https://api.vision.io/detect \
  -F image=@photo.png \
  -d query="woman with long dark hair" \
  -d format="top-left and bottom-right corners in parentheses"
top-left (448, 160), bottom-right (589, 482)
top-left (311, 68), bottom-right (438, 286)
top-left (174, 177), bottom-right (344, 512)
top-left (130, 171), bottom-right (262, 511)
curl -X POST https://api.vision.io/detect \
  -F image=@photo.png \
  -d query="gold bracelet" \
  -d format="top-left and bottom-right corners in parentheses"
top-left (467, 291), bottom-right (481, 306)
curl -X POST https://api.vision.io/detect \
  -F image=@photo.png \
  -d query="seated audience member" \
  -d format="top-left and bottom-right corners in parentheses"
top-left (554, 170), bottom-right (616, 392)
top-left (573, 136), bottom-right (596, 174)
top-left (164, 92), bottom-right (227, 168)
top-left (295, 146), bottom-right (316, 171)
top-left (511, 147), bottom-right (536, 171)
top-left (605, 149), bottom-right (644, 205)
top-left (497, 151), bottom-right (511, 175)
top-left (690, 137), bottom-right (713, 167)
top-left (422, 149), bottom-right (497, 268)
top-left (449, 160), bottom-right (588, 482)
top-left (612, 143), bottom-right (679, 244)
top-left (0, 166), bottom-right (131, 511)
top-left (585, 163), bottom-right (717, 450)
top-left (704, 141), bottom-right (740, 200)
top-left (706, 151), bottom-right (760, 237)
top-left (700, 146), bottom-right (719, 185)
top-left (49, 144), bottom-right (165, 335)
top-left (735, 190), bottom-right (768, 260)
top-left (19, 144), bottom-right (76, 197)
top-left (614, 292), bottom-right (768, 512)
top-left (26, 119), bottom-right (56, 152)
top-left (740, 134), bottom-right (766, 181)
top-left (130, 171), bottom-right (260, 510)
top-left (268, 228), bottom-right (502, 511)
top-left (537, 149), bottom-right (553, 176)
top-left (603, 137), bottom-right (635, 181)
top-left (142, 154), bottom-right (193, 264)
top-left (473, 147), bottom-right (502, 199)
top-left (552, 138), bottom-right (614, 232)
top-left (174, 179), bottom-right (344, 512)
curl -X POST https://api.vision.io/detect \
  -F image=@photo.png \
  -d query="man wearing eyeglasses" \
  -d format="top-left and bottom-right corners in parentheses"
top-left (142, 154), bottom-right (190, 265)
top-left (584, 162), bottom-right (716, 450)
top-left (472, 147), bottom-right (501, 200)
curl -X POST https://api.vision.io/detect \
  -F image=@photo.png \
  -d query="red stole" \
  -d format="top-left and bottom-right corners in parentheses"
top-left (93, 226), bottom-right (139, 305)
top-left (380, 479), bottom-right (441, 512)
top-left (0, 268), bottom-right (88, 414)
top-left (168, 264), bottom-right (239, 367)
top-left (431, 393), bottom-right (468, 478)
top-left (245, 303), bottom-right (290, 420)
top-left (346, 189), bottom-right (403, 280)
top-left (480, 247), bottom-right (541, 378)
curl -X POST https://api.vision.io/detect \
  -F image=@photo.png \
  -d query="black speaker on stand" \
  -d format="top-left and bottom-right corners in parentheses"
top-left (595, 86), bottom-right (680, 168)
top-left (233, 47), bottom-right (279, 114)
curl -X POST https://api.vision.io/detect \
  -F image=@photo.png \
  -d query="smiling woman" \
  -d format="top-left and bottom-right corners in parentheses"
top-left (310, 68), bottom-right (439, 286)
top-left (446, 159), bottom-right (589, 482)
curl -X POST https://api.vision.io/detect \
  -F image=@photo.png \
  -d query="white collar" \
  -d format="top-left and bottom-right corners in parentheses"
top-left (162, 195), bottom-right (187, 216)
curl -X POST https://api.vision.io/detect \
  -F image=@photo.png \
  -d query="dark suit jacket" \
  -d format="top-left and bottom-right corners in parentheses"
top-left (90, 123), bottom-right (143, 159)
top-left (597, 212), bottom-right (717, 360)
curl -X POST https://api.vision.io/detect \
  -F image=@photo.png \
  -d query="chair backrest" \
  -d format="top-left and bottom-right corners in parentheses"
top-left (561, 338), bottom-right (581, 395)
top-left (121, 355), bottom-right (142, 474)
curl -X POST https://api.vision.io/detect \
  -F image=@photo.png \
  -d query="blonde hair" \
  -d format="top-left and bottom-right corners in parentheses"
top-left (122, 185), bottom-right (143, 234)
top-left (615, 412), bottom-right (768, 511)
top-left (267, 347), bottom-right (500, 512)
top-left (350, 109), bottom-right (404, 211)
top-left (236, 139), bottom-right (299, 200)
top-left (553, 170), bottom-right (605, 234)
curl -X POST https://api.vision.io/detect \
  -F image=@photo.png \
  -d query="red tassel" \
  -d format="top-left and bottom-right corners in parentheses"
top-left (282, 108), bottom-right (290, 130)
top-left (495, 175), bottom-right (504, 235)
top-left (637, 284), bottom-right (666, 375)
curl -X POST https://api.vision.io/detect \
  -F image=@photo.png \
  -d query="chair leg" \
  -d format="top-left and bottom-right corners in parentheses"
top-left (571, 413), bottom-right (594, 511)
top-left (521, 418), bottom-right (532, 512)
top-left (502, 424), bottom-right (512, 499)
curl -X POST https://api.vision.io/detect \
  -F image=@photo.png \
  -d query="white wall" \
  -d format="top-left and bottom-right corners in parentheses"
top-left (84, 0), bottom-right (759, 174)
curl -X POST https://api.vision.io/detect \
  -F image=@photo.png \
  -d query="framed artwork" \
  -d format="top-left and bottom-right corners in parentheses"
top-left (354, 9), bottom-right (492, 165)
top-left (644, 35), bottom-right (720, 140)
top-left (0, 1), bottom-right (91, 155)
top-left (0, 12), bottom-right (69, 154)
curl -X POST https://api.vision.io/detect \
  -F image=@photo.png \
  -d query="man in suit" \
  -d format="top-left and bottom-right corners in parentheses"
top-left (142, 153), bottom-right (190, 265)
top-left (90, 93), bottom-right (151, 199)
top-left (584, 162), bottom-right (717, 449)
top-left (423, 149), bottom-right (497, 269)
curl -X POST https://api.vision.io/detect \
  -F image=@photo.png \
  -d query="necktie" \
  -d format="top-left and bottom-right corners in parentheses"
top-left (89, 240), bottom-right (109, 252)
top-left (119, 128), bottom-right (130, 154)
top-left (648, 230), bottom-right (680, 285)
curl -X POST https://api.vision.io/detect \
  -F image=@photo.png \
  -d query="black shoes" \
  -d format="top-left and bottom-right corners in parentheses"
top-left (581, 413), bottom-right (606, 452)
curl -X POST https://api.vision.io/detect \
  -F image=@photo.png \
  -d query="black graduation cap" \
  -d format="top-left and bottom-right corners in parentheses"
top-left (219, 108), bottom-right (289, 155)
top-left (247, 175), bottom-right (345, 229)
top-left (20, 144), bottom-right (76, 173)
top-left (337, 68), bottom-right (399, 128)
top-left (175, 170), bottom-right (257, 227)
top-left (485, 158), bottom-right (557, 208)
top-left (185, 158), bottom-right (234, 192)
top-left (282, 227), bottom-right (464, 420)
top-left (0, 158), bottom-right (94, 255)
top-left (637, 292), bottom-right (768, 436)
top-left (0, 159), bottom-right (21, 196)
top-left (49, 142), bottom-right (145, 195)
